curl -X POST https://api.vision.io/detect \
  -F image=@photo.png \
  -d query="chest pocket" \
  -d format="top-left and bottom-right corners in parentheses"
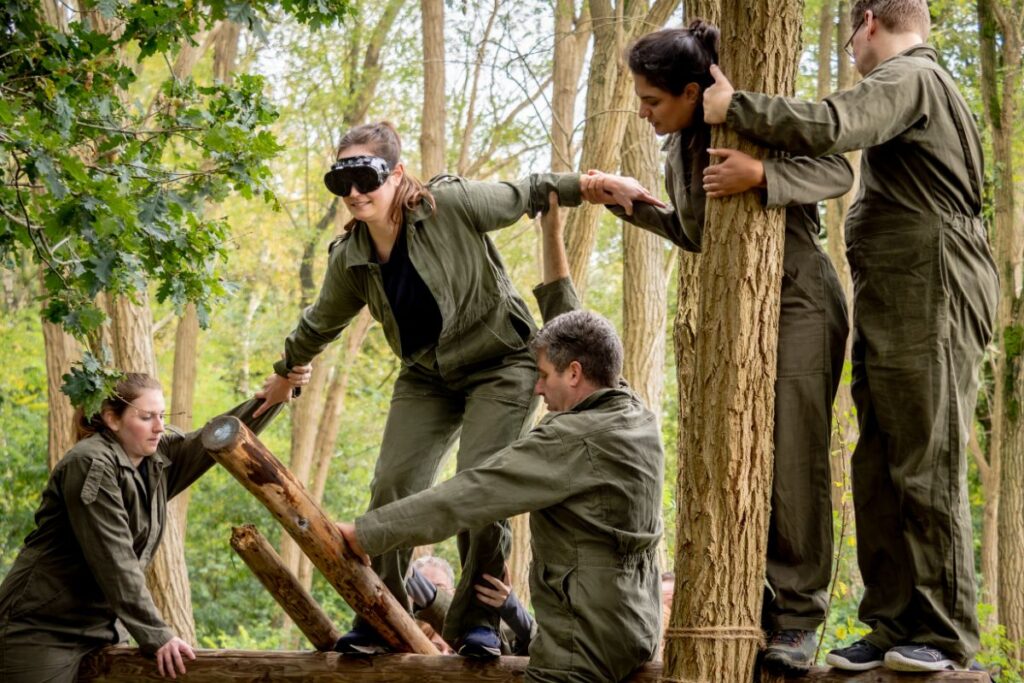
top-left (80, 459), bottom-right (109, 505)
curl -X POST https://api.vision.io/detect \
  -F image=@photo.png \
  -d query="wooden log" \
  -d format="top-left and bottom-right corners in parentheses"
top-left (230, 524), bottom-right (340, 651)
top-left (201, 416), bottom-right (438, 655)
top-left (77, 648), bottom-right (991, 682)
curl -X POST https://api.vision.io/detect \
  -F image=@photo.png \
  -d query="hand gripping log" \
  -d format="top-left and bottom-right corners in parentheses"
top-left (202, 416), bottom-right (439, 655)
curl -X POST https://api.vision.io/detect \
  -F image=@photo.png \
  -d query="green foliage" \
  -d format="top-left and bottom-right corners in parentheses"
top-left (61, 351), bottom-right (123, 416)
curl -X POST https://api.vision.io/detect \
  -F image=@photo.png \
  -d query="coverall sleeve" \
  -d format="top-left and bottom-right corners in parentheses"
top-left (606, 163), bottom-right (702, 252)
top-left (356, 422), bottom-right (574, 556)
top-left (274, 246), bottom-right (367, 377)
top-left (762, 153), bottom-right (854, 208)
top-left (499, 590), bottom-right (535, 648)
top-left (532, 278), bottom-right (580, 323)
top-left (457, 174), bottom-right (583, 233)
top-left (63, 457), bottom-right (174, 653)
top-left (726, 61), bottom-right (927, 156)
top-left (162, 398), bottom-right (286, 498)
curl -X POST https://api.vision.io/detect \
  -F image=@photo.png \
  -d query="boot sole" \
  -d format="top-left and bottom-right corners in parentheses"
top-left (825, 652), bottom-right (883, 671)
top-left (762, 652), bottom-right (812, 675)
top-left (884, 650), bottom-right (962, 672)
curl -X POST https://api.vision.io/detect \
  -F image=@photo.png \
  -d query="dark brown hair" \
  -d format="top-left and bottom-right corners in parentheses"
top-left (336, 121), bottom-right (436, 231)
top-left (851, 0), bottom-right (930, 39)
top-left (627, 20), bottom-right (720, 96)
top-left (74, 373), bottom-right (162, 441)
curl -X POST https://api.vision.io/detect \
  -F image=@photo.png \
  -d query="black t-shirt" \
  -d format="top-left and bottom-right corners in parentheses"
top-left (378, 226), bottom-right (443, 357)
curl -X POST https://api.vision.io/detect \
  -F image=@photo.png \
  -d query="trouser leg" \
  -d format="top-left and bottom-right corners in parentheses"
top-left (354, 365), bottom-right (462, 631)
top-left (442, 349), bottom-right (538, 643)
top-left (0, 626), bottom-right (101, 683)
top-left (848, 219), bottom-right (996, 661)
top-left (764, 250), bottom-right (848, 631)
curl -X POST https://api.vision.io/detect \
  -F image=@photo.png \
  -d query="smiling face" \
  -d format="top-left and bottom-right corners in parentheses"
top-left (634, 73), bottom-right (701, 135)
top-left (337, 143), bottom-right (404, 227)
top-left (103, 388), bottom-right (166, 463)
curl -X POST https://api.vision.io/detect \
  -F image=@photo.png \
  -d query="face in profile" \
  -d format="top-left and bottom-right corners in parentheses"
top-left (534, 350), bottom-right (577, 412)
top-left (633, 73), bottom-right (700, 135)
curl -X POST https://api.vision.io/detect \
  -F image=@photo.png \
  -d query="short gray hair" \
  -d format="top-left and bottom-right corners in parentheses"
top-left (411, 555), bottom-right (455, 589)
top-left (530, 310), bottom-right (622, 388)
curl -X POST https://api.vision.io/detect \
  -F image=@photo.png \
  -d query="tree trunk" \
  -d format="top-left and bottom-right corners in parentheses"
top-left (977, 0), bottom-right (1022, 642)
top-left (549, 0), bottom-right (591, 174)
top-left (420, 0), bottom-right (446, 177)
top-left (508, 513), bottom-right (532, 608)
top-left (200, 418), bottom-right (439, 655)
top-left (230, 525), bottom-right (340, 651)
top-left (42, 317), bottom-right (80, 468)
top-left (663, 2), bottom-right (802, 681)
top-left (621, 116), bottom-right (669, 415)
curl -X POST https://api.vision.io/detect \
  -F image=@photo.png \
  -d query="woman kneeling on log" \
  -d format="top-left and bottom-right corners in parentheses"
top-left (0, 369), bottom-right (307, 682)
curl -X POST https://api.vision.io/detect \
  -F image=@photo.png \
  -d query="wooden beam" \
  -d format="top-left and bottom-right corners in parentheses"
top-left (200, 416), bottom-right (438, 655)
top-left (77, 649), bottom-right (991, 682)
top-left (230, 524), bottom-right (340, 651)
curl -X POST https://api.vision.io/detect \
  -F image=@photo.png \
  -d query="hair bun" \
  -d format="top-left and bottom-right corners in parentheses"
top-left (687, 18), bottom-right (720, 63)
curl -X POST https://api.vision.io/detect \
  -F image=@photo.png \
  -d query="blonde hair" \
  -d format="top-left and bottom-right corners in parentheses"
top-left (336, 121), bottom-right (436, 231)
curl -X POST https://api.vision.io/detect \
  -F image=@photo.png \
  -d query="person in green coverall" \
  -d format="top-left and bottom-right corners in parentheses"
top-left (703, 0), bottom-right (998, 673)
top-left (337, 194), bottom-right (665, 683)
top-left (0, 368), bottom-right (307, 683)
top-left (253, 121), bottom-right (663, 657)
top-left (576, 19), bottom-right (852, 674)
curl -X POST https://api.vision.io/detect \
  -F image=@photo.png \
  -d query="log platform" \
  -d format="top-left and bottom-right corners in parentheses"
top-left (77, 648), bottom-right (991, 682)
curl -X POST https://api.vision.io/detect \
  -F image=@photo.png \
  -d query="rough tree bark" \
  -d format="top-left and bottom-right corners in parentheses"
top-left (43, 318), bottom-right (80, 468)
top-left (420, 0), bottom-right (445, 178)
top-left (230, 525), bottom-right (340, 651)
top-left (200, 418), bottom-right (439, 655)
top-left (978, 0), bottom-right (1024, 654)
top-left (662, 2), bottom-right (803, 681)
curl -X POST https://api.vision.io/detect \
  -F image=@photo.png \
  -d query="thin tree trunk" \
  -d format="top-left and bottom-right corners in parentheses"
top-left (664, 1), bottom-right (802, 680)
top-left (978, 0), bottom-right (1023, 640)
top-left (621, 117), bottom-right (668, 415)
top-left (508, 513), bottom-right (531, 608)
top-left (43, 318), bottom-right (81, 468)
top-left (420, 0), bottom-right (445, 177)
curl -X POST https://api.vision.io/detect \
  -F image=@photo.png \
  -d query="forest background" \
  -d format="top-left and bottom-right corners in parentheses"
top-left (1, 0), bottom-right (1022, 676)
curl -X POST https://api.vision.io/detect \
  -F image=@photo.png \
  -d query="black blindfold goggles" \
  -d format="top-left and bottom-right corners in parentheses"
top-left (324, 155), bottom-right (392, 196)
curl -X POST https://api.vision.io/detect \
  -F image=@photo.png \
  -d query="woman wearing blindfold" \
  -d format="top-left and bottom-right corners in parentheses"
top-left (253, 120), bottom-right (663, 657)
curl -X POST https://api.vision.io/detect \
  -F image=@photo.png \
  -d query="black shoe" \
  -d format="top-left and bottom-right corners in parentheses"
top-left (763, 629), bottom-right (816, 673)
top-left (457, 626), bottom-right (501, 658)
top-left (884, 644), bottom-right (966, 672)
top-left (825, 639), bottom-right (885, 671)
top-left (333, 623), bottom-right (391, 655)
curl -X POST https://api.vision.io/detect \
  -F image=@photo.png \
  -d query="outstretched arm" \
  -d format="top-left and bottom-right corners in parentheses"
top-left (532, 193), bottom-right (581, 323)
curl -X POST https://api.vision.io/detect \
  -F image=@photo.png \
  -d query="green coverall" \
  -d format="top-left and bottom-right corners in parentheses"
top-left (356, 279), bottom-right (664, 682)
top-left (723, 44), bottom-right (999, 661)
top-left (612, 132), bottom-right (852, 632)
top-left (0, 399), bottom-right (281, 683)
top-left (273, 174), bottom-right (584, 643)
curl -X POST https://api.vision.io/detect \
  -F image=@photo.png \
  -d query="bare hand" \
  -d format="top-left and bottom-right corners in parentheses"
top-left (581, 170), bottom-right (667, 215)
top-left (703, 148), bottom-right (765, 197)
top-left (337, 522), bottom-right (371, 565)
top-left (703, 64), bottom-right (734, 125)
top-left (155, 636), bottom-right (195, 679)
top-left (286, 363), bottom-right (313, 388)
top-left (253, 372), bottom-right (293, 418)
top-left (474, 573), bottom-right (512, 609)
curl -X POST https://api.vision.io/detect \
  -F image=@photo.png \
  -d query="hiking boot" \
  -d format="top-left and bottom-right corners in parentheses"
top-left (884, 644), bottom-right (966, 672)
top-left (457, 626), bottom-right (501, 658)
top-left (333, 623), bottom-right (391, 655)
top-left (825, 639), bottom-right (885, 671)
top-left (762, 629), bottom-right (816, 673)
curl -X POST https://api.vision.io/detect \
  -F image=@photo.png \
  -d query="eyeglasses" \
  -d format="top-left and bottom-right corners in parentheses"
top-left (324, 155), bottom-right (392, 197)
top-left (843, 17), bottom-right (865, 58)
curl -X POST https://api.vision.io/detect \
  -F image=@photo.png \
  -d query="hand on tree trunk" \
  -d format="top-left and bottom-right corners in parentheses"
top-left (703, 149), bottom-right (766, 197)
top-left (337, 522), bottom-right (370, 565)
top-left (703, 64), bottom-right (735, 124)
top-left (155, 636), bottom-right (195, 680)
